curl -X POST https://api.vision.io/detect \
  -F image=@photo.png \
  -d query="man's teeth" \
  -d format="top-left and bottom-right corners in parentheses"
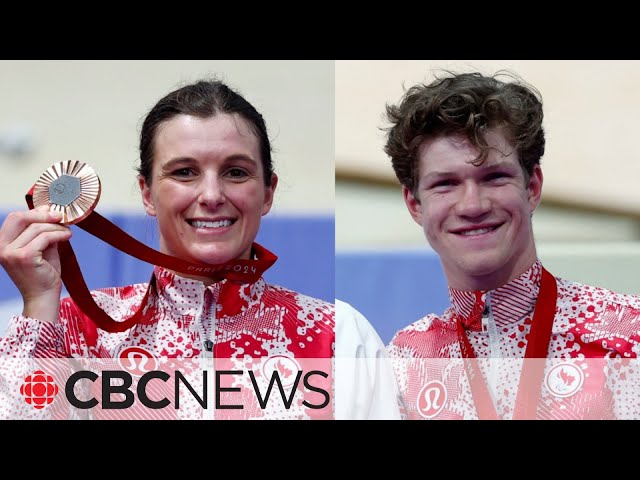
top-left (461, 227), bottom-right (495, 236)
top-left (191, 220), bottom-right (233, 228)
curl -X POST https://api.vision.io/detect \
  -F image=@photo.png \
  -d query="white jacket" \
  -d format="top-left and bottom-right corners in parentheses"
top-left (335, 299), bottom-right (402, 419)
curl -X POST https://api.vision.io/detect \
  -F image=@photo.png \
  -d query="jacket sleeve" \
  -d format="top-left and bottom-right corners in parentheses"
top-left (0, 315), bottom-right (76, 419)
top-left (334, 299), bottom-right (403, 420)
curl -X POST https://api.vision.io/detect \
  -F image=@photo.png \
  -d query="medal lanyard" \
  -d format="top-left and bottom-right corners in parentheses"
top-left (25, 161), bottom-right (277, 333)
top-left (456, 267), bottom-right (557, 420)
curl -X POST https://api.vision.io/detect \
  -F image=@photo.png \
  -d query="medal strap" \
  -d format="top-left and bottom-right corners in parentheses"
top-left (456, 267), bottom-right (558, 420)
top-left (26, 186), bottom-right (277, 333)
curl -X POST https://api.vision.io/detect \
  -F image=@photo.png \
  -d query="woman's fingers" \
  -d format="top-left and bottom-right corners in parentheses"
top-left (9, 221), bottom-right (71, 253)
top-left (0, 206), bottom-right (63, 247)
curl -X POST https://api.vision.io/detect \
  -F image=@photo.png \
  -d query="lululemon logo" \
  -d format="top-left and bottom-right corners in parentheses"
top-left (417, 380), bottom-right (447, 419)
top-left (20, 370), bottom-right (59, 410)
top-left (545, 362), bottom-right (584, 398)
top-left (117, 347), bottom-right (158, 377)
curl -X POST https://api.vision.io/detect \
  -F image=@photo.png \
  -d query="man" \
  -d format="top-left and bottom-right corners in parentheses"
top-left (384, 71), bottom-right (640, 419)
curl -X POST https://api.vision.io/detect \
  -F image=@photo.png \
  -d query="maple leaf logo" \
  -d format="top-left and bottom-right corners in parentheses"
top-left (559, 368), bottom-right (575, 387)
top-left (545, 362), bottom-right (583, 398)
top-left (276, 359), bottom-right (293, 379)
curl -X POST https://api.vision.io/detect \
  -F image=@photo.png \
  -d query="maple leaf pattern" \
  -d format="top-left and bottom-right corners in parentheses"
top-left (276, 358), bottom-right (293, 379)
top-left (559, 368), bottom-right (575, 387)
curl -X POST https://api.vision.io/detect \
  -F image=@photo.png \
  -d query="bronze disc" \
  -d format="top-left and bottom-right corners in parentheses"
top-left (32, 160), bottom-right (101, 225)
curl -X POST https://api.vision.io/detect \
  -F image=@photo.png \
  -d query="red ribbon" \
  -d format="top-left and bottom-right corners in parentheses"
top-left (26, 185), bottom-right (277, 333)
top-left (456, 267), bottom-right (558, 420)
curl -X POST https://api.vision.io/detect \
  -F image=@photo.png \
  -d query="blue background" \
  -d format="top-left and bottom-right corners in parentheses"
top-left (0, 212), bottom-right (335, 306)
top-left (335, 250), bottom-right (450, 344)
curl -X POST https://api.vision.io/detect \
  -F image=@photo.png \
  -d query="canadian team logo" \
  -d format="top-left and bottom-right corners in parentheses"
top-left (117, 347), bottom-right (158, 377)
top-left (262, 355), bottom-right (301, 388)
top-left (417, 380), bottom-right (447, 419)
top-left (21, 370), bottom-right (59, 410)
top-left (545, 362), bottom-right (584, 398)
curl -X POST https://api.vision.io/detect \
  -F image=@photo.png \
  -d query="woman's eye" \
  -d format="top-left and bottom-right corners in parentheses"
top-left (226, 168), bottom-right (248, 179)
top-left (172, 168), bottom-right (193, 177)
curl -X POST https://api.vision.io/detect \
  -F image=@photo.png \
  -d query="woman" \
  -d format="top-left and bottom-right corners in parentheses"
top-left (0, 80), bottom-right (334, 419)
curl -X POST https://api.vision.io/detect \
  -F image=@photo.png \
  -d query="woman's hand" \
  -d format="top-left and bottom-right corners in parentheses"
top-left (0, 205), bottom-right (72, 323)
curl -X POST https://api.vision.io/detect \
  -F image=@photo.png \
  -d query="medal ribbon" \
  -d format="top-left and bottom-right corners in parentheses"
top-left (25, 185), bottom-right (277, 333)
top-left (456, 267), bottom-right (557, 420)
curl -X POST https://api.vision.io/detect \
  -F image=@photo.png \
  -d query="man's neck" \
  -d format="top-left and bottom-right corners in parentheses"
top-left (445, 258), bottom-right (539, 292)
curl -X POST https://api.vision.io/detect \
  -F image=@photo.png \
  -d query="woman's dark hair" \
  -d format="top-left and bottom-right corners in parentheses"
top-left (138, 79), bottom-right (273, 186)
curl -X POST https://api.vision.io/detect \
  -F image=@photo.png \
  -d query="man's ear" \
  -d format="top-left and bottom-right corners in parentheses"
top-left (403, 185), bottom-right (424, 226)
top-left (527, 164), bottom-right (543, 213)
top-left (138, 175), bottom-right (156, 217)
top-left (261, 173), bottom-right (278, 216)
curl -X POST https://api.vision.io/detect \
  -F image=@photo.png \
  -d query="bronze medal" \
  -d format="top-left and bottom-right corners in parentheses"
top-left (31, 160), bottom-right (101, 225)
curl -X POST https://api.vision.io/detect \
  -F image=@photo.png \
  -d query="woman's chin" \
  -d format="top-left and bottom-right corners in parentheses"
top-left (197, 254), bottom-right (236, 265)
top-left (192, 247), bottom-right (245, 265)
top-left (167, 242), bottom-right (251, 265)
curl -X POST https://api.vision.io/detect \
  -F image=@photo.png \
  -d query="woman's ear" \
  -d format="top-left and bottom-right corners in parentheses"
top-left (138, 175), bottom-right (156, 217)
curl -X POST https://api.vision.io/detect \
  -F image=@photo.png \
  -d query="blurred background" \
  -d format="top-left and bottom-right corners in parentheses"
top-left (336, 60), bottom-right (640, 344)
top-left (0, 60), bottom-right (335, 332)
top-left (3, 60), bottom-right (640, 345)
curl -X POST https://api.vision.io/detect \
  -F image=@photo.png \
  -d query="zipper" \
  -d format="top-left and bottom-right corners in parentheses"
top-left (482, 292), bottom-right (500, 413)
top-left (201, 288), bottom-right (216, 357)
top-left (200, 289), bottom-right (216, 419)
top-left (481, 303), bottom-right (490, 333)
top-left (203, 339), bottom-right (214, 358)
top-left (483, 293), bottom-right (500, 358)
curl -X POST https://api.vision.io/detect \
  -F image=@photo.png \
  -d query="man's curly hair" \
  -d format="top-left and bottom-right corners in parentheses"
top-left (384, 70), bottom-right (545, 197)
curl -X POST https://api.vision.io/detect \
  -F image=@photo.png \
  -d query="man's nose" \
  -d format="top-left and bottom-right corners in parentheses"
top-left (454, 182), bottom-right (490, 218)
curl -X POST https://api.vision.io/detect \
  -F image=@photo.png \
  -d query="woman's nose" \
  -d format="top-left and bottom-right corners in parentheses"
top-left (198, 176), bottom-right (225, 208)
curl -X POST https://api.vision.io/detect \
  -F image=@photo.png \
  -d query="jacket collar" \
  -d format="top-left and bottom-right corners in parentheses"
top-left (448, 260), bottom-right (543, 330)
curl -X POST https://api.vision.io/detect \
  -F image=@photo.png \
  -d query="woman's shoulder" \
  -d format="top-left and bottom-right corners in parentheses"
top-left (263, 283), bottom-right (335, 312)
top-left (60, 282), bottom-right (150, 313)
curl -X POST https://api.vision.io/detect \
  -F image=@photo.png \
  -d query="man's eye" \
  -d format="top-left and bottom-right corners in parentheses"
top-left (432, 180), bottom-right (453, 188)
top-left (486, 172), bottom-right (508, 181)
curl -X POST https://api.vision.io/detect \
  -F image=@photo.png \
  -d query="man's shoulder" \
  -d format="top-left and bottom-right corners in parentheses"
top-left (557, 277), bottom-right (640, 310)
top-left (389, 310), bottom-right (452, 346)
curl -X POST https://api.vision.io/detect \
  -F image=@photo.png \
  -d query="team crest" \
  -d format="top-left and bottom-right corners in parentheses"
top-left (417, 380), bottom-right (447, 419)
top-left (262, 355), bottom-right (301, 388)
top-left (545, 362), bottom-right (584, 398)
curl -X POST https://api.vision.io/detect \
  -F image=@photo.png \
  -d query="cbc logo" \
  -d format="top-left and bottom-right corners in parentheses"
top-left (21, 370), bottom-right (59, 410)
top-left (417, 380), bottom-right (447, 419)
top-left (117, 347), bottom-right (158, 377)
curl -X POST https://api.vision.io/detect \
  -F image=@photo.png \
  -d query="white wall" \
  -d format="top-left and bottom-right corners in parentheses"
top-left (0, 60), bottom-right (335, 214)
top-left (336, 181), bottom-right (640, 247)
top-left (336, 60), bottom-right (640, 216)
top-left (335, 60), bottom-right (640, 296)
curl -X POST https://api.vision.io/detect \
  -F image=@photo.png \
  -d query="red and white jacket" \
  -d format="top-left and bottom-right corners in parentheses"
top-left (388, 260), bottom-right (640, 420)
top-left (0, 266), bottom-right (334, 420)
